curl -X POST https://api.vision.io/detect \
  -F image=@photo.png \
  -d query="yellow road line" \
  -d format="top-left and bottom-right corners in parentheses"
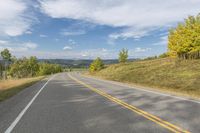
top-left (68, 74), bottom-right (190, 133)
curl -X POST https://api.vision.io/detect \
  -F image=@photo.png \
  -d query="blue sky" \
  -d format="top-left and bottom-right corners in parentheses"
top-left (0, 0), bottom-right (200, 59)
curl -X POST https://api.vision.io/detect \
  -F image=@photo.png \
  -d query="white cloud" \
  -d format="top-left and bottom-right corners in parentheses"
top-left (102, 48), bottom-right (107, 52)
top-left (39, 0), bottom-right (200, 41)
top-left (130, 47), bottom-right (152, 53)
top-left (23, 42), bottom-right (38, 49)
top-left (0, 40), bottom-right (8, 44)
top-left (0, 41), bottom-right (38, 53)
top-left (63, 46), bottom-right (72, 50)
top-left (153, 36), bottom-right (168, 46)
top-left (0, 0), bottom-right (36, 36)
top-left (39, 34), bottom-right (47, 37)
top-left (55, 38), bottom-right (59, 42)
top-left (128, 47), bottom-right (153, 58)
top-left (25, 31), bottom-right (32, 34)
top-left (79, 48), bottom-right (114, 59)
top-left (108, 28), bottom-right (151, 44)
top-left (109, 28), bottom-right (149, 40)
top-left (8, 48), bottom-right (116, 59)
top-left (61, 30), bottom-right (86, 36)
top-left (68, 39), bottom-right (76, 44)
top-left (63, 39), bottom-right (77, 50)
top-left (2, 47), bottom-right (152, 59)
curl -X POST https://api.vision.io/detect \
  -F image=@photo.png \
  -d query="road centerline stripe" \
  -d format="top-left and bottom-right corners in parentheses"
top-left (4, 75), bottom-right (55, 133)
top-left (68, 73), bottom-right (190, 133)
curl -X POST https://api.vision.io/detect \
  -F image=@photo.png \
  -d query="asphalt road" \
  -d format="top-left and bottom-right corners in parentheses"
top-left (0, 72), bottom-right (200, 133)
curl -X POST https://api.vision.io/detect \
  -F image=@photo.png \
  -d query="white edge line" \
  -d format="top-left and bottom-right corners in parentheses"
top-left (79, 73), bottom-right (200, 104)
top-left (4, 75), bottom-right (55, 133)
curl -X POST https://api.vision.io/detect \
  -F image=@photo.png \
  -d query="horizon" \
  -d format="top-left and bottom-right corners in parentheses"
top-left (0, 0), bottom-right (200, 59)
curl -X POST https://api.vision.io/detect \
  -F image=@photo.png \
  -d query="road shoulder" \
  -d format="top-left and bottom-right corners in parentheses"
top-left (83, 73), bottom-right (200, 103)
top-left (0, 77), bottom-right (49, 132)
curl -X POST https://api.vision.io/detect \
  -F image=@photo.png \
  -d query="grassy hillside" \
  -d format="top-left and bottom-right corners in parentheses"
top-left (92, 58), bottom-right (200, 98)
top-left (0, 76), bottom-right (44, 102)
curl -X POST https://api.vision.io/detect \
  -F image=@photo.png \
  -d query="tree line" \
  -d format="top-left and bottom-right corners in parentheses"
top-left (0, 49), bottom-right (62, 79)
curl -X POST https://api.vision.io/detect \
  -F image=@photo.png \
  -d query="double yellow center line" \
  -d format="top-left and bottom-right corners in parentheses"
top-left (68, 74), bottom-right (190, 133)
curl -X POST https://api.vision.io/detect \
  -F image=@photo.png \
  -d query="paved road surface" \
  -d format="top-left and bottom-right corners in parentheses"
top-left (0, 72), bottom-right (200, 133)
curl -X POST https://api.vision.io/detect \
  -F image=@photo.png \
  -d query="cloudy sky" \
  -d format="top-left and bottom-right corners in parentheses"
top-left (0, 0), bottom-right (200, 59)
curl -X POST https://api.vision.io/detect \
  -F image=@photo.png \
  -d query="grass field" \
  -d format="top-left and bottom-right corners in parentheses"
top-left (0, 76), bottom-right (45, 102)
top-left (91, 58), bottom-right (200, 99)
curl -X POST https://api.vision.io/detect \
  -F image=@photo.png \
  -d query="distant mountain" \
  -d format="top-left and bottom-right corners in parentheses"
top-left (38, 59), bottom-right (136, 68)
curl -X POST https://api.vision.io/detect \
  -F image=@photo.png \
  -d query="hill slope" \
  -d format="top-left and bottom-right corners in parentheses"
top-left (92, 58), bottom-right (200, 98)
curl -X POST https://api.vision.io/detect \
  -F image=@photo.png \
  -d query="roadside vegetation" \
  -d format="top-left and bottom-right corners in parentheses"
top-left (0, 49), bottom-right (63, 101)
top-left (89, 57), bottom-right (104, 72)
top-left (0, 76), bottom-right (44, 101)
top-left (91, 58), bottom-right (200, 98)
top-left (89, 14), bottom-right (200, 99)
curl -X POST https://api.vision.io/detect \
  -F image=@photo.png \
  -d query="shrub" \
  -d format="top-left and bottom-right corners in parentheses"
top-left (9, 57), bottom-right (39, 78)
top-left (159, 53), bottom-right (169, 58)
top-left (8, 57), bottom-right (62, 78)
top-left (38, 63), bottom-right (62, 76)
top-left (89, 57), bottom-right (104, 72)
top-left (119, 48), bottom-right (128, 63)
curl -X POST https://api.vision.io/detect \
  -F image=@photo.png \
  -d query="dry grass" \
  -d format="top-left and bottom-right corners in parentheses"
top-left (0, 76), bottom-right (45, 102)
top-left (91, 58), bottom-right (200, 99)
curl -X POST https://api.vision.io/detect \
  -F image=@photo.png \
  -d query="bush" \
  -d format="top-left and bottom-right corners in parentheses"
top-left (0, 49), bottom-right (63, 79)
top-left (143, 56), bottom-right (158, 60)
top-left (38, 63), bottom-right (62, 76)
top-left (8, 57), bottom-right (62, 78)
top-left (89, 57), bottom-right (104, 72)
top-left (9, 57), bottom-right (39, 78)
top-left (159, 53), bottom-right (169, 58)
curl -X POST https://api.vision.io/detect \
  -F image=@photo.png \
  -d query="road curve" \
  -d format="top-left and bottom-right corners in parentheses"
top-left (0, 72), bottom-right (199, 133)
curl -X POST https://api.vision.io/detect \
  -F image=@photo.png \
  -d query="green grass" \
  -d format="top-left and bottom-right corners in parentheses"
top-left (91, 58), bottom-right (200, 99)
top-left (0, 76), bottom-right (45, 102)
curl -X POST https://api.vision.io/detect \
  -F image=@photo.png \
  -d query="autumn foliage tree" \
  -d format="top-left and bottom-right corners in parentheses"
top-left (168, 14), bottom-right (200, 59)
